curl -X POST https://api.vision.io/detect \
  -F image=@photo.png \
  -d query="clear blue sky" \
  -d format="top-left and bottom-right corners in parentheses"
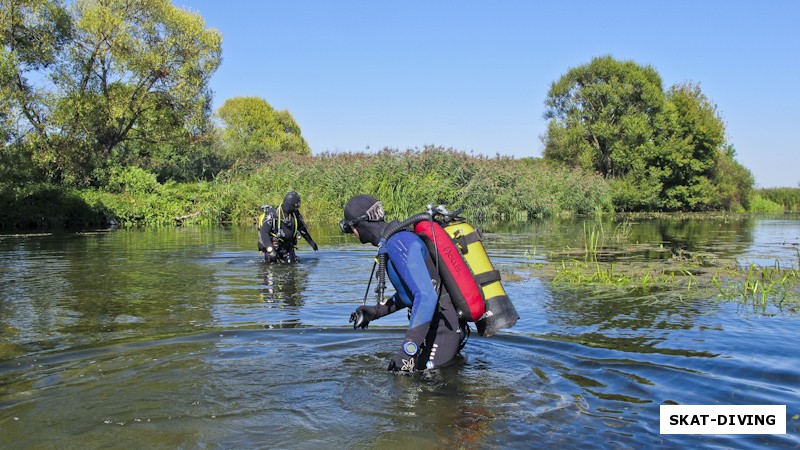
top-left (176, 0), bottom-right (799, 188)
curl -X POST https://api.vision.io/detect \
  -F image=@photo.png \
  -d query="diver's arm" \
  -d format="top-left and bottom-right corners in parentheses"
top-left (296, 212), bottom-right (318, 250)
top-left (386, 234), bottom-right (439, 372)
top-left (349, 294), bottom-right (403, 328)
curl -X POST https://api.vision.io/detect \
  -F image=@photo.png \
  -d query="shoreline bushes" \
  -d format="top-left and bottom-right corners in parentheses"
top-left (3, 147), bottom-right (796, 230)
top-left (755, 188), bottom-right (800, 212)
top-left (1, 147), bottom-right (614, 229)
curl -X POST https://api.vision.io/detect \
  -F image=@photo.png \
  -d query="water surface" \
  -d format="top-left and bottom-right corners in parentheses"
top-left (1, 216), bottom-right (799, 449)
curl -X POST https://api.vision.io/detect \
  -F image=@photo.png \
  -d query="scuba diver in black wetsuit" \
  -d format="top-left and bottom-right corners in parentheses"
top-left (258, 192), bottom-right (318, 263)
top-left (341, 194), bottom-right (468, 372)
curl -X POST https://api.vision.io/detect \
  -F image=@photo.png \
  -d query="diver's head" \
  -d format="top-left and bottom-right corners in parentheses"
top-left (340, 194), bottom-right (386, 246)
top-left (282, 191), bottom-right (301, 214)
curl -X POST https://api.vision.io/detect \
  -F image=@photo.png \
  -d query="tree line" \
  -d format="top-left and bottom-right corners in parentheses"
top-left (1, 0), bottom-right (307, 189)
top-left (543, 56), bottom-right (753, 212)
top-left (0, 0), bottom-right (787, 229)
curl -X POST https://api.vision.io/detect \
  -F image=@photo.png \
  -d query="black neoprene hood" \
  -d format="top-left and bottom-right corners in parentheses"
top-left (282, 192), bottom-right (301, 214)
top-left (344, 194), bottom-right (386, 246)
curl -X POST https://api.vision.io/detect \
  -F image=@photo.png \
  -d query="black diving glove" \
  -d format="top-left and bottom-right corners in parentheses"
top-left (349, 305), bottom-right (378, 329)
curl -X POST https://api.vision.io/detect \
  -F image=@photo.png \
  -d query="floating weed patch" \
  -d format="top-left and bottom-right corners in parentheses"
top-left (536, 254), bottom-right (800, 311)
top-left (549, 260), bottom-right (698, 294)
top-left (552, 261), bottom-right (633, 287)
top-left (712, 260), bottom-right (799, 307)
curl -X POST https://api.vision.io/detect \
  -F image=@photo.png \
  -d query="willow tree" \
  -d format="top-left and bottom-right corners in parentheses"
top-left (657, 82), bottom-right (725, 209)
top-left (543, 56), bottom-right (666, 179)
top-left (217, 96), bottom-right (311, 164)
top-left (1, 0), bottom-right (73, 182)
top-left (543, 56), bottom-right (751, 211)
top-left (2, 0), bottom-right (222, 185)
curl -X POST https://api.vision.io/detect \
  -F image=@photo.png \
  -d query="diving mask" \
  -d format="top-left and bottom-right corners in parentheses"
top-left (339, 201), bottom-right (385, 234)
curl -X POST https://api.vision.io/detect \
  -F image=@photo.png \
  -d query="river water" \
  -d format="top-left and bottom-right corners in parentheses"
top-left (1, 216), bottom-right (799, 449)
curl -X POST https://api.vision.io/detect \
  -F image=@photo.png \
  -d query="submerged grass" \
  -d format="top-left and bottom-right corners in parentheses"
top-left (538, 249), bottom-right (800, 311)
top-left (712, 257), bottom-right (800, 307)
top-left (523, 214), bottom-right (800, 310)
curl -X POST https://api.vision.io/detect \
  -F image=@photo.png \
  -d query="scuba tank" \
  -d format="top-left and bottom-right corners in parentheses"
top-left (258, 205), bottom-right (280, 262)
top-left (374, 205), bottom-right (518, 336)
top-left (441, 220), bottom-right (518, 337)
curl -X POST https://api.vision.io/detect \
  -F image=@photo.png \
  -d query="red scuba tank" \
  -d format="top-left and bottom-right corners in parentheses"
top-left (414, 220), bottom-right (486, 322)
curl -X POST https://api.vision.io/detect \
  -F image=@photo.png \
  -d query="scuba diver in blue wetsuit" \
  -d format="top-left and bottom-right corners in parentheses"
top-left (258, 192), bottom-right (318, 263)
top-left (341, 194), bottom-right (468, 372)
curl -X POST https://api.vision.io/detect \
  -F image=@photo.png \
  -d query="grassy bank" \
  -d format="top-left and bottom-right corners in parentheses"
top-left (3, 148), bottom-right (797, 231)
top-left (1, 147), bottom-right (614, 229)
top-left (754, 187), bottom-right (800, 212)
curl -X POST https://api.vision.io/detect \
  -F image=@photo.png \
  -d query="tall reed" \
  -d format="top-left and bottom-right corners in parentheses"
top-left (210, 146), bottom-right (613, 225)
top-left (16, 147), bottom-right (611, 228)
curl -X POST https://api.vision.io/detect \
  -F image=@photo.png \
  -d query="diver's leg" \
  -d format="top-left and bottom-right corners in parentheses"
top-left (417, 293), bottom-right (466, 370)
top-left (386, 235), bottom-right (440, 372)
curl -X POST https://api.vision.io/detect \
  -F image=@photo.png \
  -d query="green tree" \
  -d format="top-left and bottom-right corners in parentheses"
top-left (543, 56), bottom-right (753, 211)
top-left (658, 82), bottom-right (726, 210)
top-left (543, 55), bottom-right (666, 179)
top-left (217, 96), bottom-right (310, 164)
top-left (2, 0), bottom-right (221, 186)
top-left (1, 0), bottom-right (73, 183)
top-left (713, 145), bottom-right (753, 211)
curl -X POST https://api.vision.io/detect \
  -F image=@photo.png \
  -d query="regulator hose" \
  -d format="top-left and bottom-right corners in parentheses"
top-left (374, 212), bottom-right (433, 304)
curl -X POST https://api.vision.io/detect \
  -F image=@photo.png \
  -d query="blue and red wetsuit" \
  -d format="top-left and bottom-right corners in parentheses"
top-left (381, 230), bottom-right (467, 371)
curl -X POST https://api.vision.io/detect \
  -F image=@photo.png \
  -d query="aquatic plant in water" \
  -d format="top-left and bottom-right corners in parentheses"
top-left (538, 250), bottom-right (799, 311)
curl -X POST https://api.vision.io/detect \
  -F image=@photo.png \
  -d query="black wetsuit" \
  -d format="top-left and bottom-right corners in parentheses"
top-left (258, 206), bottom-right (316, 263)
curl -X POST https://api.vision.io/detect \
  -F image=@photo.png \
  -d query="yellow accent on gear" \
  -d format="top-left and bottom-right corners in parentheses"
top-left (444, 222), bottom-right (506, 301)
top-left (277, 207), bottom-right (299, 239)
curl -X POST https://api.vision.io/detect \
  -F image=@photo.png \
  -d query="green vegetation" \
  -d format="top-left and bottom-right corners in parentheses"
top-left (747, 194), bottom-right (785, 213)
top-left (0, 4), bottom-right (793, 230)
top-left (0, 147), bottom-right (616, 228)
top-left (1, 0), bottom-right (222, 187)
top-left (543, 56), bottom-right (753, 212)
top-left (755, 187), bottom-right (800, 212)
top-left (713, 259), bottom-right (799, 307)
top-left (217, 96), bottom-right (311, 164)
top-left (533, 221), bottom-right (800, 310)
top-left (545, 257), bottom-right (799, 310)
top-left (92, 147), bottom-right (614, 227)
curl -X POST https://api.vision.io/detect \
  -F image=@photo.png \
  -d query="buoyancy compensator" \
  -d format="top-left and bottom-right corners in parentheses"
top-left (374, 205), bottom-right (518, 336)
top-left (258, 205), bottom-right (278, 258)
top-left (441, 220), bottom-right (519, 337)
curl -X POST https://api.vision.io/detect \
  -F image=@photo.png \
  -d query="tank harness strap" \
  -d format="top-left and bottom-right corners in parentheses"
top-left (276, 207), bottom-right (299, 239)
top-left (474, 270), bottom-right (501, 287)
top-left (454, 229), bottom-right (483, 254)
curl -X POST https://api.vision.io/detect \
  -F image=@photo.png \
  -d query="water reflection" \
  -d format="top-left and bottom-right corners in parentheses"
top-left (484, 215), bottom-right (761, 264)
top-left (258, 260), bottom-right (309, 307)
top-left (1, 218), bottom-right (799, 448)
top-left (542, 289), bottom-right (720, 358)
